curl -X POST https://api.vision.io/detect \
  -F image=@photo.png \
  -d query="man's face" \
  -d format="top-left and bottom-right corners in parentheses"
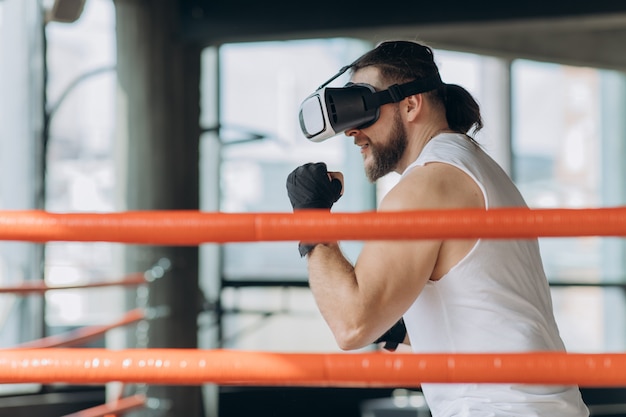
top-left (362, 107), bottom-right (408, 182)
top-left (348, 68), bottom-right (408, 182)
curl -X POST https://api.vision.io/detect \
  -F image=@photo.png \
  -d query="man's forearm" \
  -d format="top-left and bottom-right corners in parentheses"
top-left (306, 243), bottom-right (366, 349)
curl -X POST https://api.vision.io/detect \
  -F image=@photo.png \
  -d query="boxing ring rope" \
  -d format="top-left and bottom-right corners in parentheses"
top-left (0, 270), bottom-right (159, 349)
top-left (62, 394), bottom-right (147, 417)
top-left (0, 206), bottom-right (625, 244)
top-left (0, 274), bottom-right (155, 416)
top-left (1, 349), bottom-right (626, 387)
top-left (0, 272), bottom-right (148, 295)
top-left (13, 308), bottom-right (146, 349)
top-left (1, 208), bottom-right (626, 390)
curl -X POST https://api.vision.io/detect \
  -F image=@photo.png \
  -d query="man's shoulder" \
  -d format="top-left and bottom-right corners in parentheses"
top-left (382, 162), bottom-right (483, 211)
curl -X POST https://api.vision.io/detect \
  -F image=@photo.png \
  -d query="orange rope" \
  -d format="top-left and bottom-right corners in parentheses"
top-left (13, 309), bottom-right (145, 349)
top-left (0, 207), bottom-right (625, 244)
top-left (60, 394), bottom-right (146, 417)
top-left (0, 273), bottom-right (147, 295)
top-left (0, 349), bottom-right (625, 387)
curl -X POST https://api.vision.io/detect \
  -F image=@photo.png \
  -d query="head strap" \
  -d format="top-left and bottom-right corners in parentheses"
top-left (369, 73), bottom-right (443, 107)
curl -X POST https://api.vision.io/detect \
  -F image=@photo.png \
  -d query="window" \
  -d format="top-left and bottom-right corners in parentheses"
top-left (43, 0), bottom-right (121, 336)
top-left (204, 42), bottom-right (510, 351)
top-left (512, 60), bottom-right (626, 352)
top-left (208, 43), bottom-right (626, 355)
top-left (202, 39), bottom-right (374, 351)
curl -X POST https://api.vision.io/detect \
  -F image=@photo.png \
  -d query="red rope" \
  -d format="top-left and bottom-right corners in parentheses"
top-left (60, 394), bottom-right (146, 417)
top-left (0, 207), bottom-right (625, 244)
top-left (13, 309), bottom-right (145, 349)
top-left (0, 273), bottom-right (147, 295)
top-left (0, 349), bottom-right (625, 387)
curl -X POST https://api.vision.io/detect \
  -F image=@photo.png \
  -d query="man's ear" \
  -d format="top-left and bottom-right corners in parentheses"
top-left (404, 94), bottom-right (423, 122)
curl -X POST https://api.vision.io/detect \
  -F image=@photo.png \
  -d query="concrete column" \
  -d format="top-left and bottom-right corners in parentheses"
top-left (113, 0), bottom-right (203, 415)
top-left (478, 56), bottom-right (512, 174)
top-left (600, 71), bottom-right (626, 351)
top-left (198, 45), bottom-right (221, 417)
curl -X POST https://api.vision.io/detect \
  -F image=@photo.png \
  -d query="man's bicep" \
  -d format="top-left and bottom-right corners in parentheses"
top-left (354, 238), bottom-right (439, 325)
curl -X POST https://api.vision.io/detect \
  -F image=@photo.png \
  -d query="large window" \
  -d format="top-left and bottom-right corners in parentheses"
top-left (205, 42), bottom-right (503, 352)
top-left (208, 41), bottom-right (626, 355)
top-left (512, 60), bottom-right (626, 352)
top-left (202, 39), bottom-right (374, 351)
top-left (4, 1), bottom-right (625, 360)
top-left (217, 39), bottom-right (373, 283)
top-left (42, 0), bottom-right (121, 336)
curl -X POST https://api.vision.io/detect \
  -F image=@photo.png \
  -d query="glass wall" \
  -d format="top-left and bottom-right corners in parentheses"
top-left (203, 39), bottom-right (374, 351)
top-left (208, 42), bottom-right (500, 352)
top-left (512, 61), bottom-right (626, 352)
top-left (209, 40), bottom-right (626, 355)
top-left (42, 0), bottom-right (122, 335)
top-left (0, 0), bottom-right (45, 396)
top-left (3, 1), bottom-right (625, 361)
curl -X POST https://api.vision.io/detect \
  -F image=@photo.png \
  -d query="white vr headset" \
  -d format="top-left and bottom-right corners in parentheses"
top-left (298, 65), bottom-right (443, 142)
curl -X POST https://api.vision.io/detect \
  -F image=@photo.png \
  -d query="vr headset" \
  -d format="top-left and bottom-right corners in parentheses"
top-left (298, 65), bottom-right (443, 142)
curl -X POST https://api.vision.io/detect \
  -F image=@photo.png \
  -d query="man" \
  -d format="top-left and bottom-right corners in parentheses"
top-left (286, 40), bottom-right (588, 416)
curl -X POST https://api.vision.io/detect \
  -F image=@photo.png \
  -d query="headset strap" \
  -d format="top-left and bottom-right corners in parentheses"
top-left (368, 74), bottom-right (443, 107)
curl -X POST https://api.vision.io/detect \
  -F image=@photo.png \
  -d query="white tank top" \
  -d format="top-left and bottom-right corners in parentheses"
top-left (401, 133), bottom-right (589, 417)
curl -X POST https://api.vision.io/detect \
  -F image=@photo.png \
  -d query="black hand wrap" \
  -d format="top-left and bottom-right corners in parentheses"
top-left (374, 318), bottom-right (407, 352)
top-left (286, 162), bottom-right (342, 257)
top-left (286, 162), bottom-right (342, 210)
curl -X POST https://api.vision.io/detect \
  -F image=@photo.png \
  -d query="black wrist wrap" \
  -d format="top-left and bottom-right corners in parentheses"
top-left (374, 318), bottom-right (407, 351)
top-left (298, 242), bottom-right (318, 257)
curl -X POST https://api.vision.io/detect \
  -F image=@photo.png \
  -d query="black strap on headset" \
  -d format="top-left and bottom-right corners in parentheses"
top-left (365, 74), bottom-right (444, 108)
top-left (316, 65), bottom-right (352, 91)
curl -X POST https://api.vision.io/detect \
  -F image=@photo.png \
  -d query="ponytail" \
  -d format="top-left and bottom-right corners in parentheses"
top-left (441, 84), bottom-right (483, 135)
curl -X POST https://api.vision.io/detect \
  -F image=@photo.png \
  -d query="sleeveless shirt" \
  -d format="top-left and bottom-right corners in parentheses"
top-left (401, 133), bottom-right (589, 417)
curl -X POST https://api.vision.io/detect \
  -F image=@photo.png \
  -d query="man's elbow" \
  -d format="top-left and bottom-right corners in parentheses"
top-left (333, 326), bottom-right (372, 351)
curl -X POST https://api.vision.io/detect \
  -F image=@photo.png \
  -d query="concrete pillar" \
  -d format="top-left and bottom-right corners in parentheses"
top-left (198, 45), bottom-right (222, 417)
top-left (600, 71), bottom-right (626, 351)
top-left (478, 57), bottom-right (512, 174)
top-left (113, 0), bottom-right (203, 415)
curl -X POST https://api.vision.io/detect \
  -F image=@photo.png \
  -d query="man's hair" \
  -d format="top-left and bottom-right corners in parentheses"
top-left (350, 40), bottom-right (483, 136)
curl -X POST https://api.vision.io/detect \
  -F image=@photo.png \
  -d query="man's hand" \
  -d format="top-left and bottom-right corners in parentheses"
top-left (286, 162), bottom-right (343, 210)
top-left (286, 162), bottom-right (343, 257)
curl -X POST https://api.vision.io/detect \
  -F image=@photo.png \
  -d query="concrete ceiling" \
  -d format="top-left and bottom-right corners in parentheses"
top-left (179, 0), bottom-right (626, 71)
top-left (400, 13), bottom-right (626, 72)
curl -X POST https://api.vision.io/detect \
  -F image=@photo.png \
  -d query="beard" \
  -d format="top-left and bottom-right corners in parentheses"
top-left (364, 108), bottom-right (408, 182)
